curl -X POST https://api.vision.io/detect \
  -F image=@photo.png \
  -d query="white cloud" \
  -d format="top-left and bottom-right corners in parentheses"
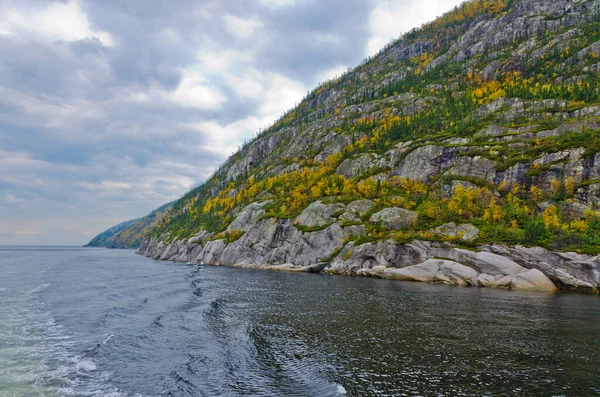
top-left (157, 28), bottom-right (183, 46)
top-left (315, 32), bottom-right (343, 44)
top-left (225, 14), bottom-right (263, 39)
top-left (367, 0), bottom-right (464, 56)
top-left (183, 72), bottom-right (306, 157)
top-left (162, 69), bottom-right (227, 109)
top-left (80, 180), bottom-right (132, 191)
top-left (259, 73), bottom-right (306, 120)
top-left (198, 49), bottom-right (253, 72)
top-left (259, 0), bottom-right (297, 9)
top-left (0, 87), bottom-right (108, 139)
top-left (319, 65), bottom-right (348, 83)
top-left (226, 70), bottom-right (265, 99)
top-left (4, 194), bottom-right (28, 204)
top-left (0, 0), bottom-right (114, 46)
top-left (16, 230), bottom-right (45, 236)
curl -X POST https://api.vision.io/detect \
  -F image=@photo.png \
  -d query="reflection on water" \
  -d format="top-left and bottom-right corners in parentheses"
top-left (0, 246), bottom-right (599, 396)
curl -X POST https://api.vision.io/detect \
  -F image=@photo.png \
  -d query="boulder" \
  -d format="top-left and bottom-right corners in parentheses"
top-left (448, 249), bottom-right (524, 276)
top-left (431, 223), bottom-right (480, 242)
top-left (369, 207), bottom-right (418, 230)
top-left (393, 145), bottom-right (446, 181)
top-left (295, 201), bottom-right (345, 228)
top-left (227, 200), bottom-right (271, 232)
top-left (339, 199), bottom-right (375, 223)
top-left (346, 199), bottom-right (375, 216)
top-left (447, 156), bottom-right (496, 182)
top-left (483, 244), bottom-right (600, 293)
top-left (511, 269), bottom-right (558, 292)
top-left (383, 259), bottom-right (478, 286)
top-left (336, 154), bottom-right (377, 179)
top-left (328, 240), bottom-right (429, 274)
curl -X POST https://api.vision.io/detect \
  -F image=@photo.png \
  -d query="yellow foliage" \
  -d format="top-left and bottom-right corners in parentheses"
top-left (357, 178), bottom-right (380, 198)
top-left (420, 201), bottom-right (441, 219)
top-left (564, 177), bottom-right (576, 195)
top-left (569, 220), bottom-right (589, 233)
top-left (541, 205), bottom-right (561, 229)
top-left (529, 185), bottom-right (543, 201)
top-left (550, 178), bottom-right (561, 194)
top-left (482, 199), bottom-right (503, 222)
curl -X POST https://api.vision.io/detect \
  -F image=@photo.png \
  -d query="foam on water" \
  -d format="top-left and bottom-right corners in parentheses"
top-left (0, 277), bottom-right (129, 396)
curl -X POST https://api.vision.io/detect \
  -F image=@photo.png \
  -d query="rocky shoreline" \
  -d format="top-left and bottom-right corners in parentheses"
top-left (136, 201), bottom-right (599, 295)
top-left (97, 0), bottom-right (600, 296)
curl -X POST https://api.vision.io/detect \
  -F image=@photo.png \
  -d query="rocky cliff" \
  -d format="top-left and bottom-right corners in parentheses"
top-left (93, 0), bottom-right (600, 293)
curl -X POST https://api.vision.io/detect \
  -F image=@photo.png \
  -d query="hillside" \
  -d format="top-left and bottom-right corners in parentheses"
top-left (85, 203), bottom-right (171, 249)
top-left (91, 0), bottom-right (600, 293)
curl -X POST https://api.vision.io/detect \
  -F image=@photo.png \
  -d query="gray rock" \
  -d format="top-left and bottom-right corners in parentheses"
top-left (295, 201), bottom-right (345, 228)
top-left (314, 134), bottom-right (352, 162)
top-left (393, 145), bottom-right (446, 181)
top-left (432, 223), bottom-right (480, 242)
top-left (369, 207), bottom-right (418, 230)
top-left (447, 156), bottom-right (496, 182)
top-left (381, 259), bottom-right (478, 286)
top-left (346, 199), bottom-right (375, 216)
top-left (336, 153), bottom-right (377, 179)
top-left (328, 240), bottom-right (429, 274)
top-left (227, 200), bottom-right (271, 232)
top-left (483, 244), bottom-right (600, 293)
top-left (510, 269), bottom-right (558, 292)
top-left (343, 225), bottom-right (367, 239)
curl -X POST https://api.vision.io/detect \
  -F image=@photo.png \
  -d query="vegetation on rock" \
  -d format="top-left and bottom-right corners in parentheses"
top-left (91, 0), bottom-right (600, 256)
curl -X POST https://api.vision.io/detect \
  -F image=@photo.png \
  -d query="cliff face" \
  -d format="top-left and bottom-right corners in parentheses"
top-left (94, 0), bottom-right (600, 293)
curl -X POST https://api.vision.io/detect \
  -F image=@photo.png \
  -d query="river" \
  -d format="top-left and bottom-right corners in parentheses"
top-left (0, 246), bottom-right (599, 396)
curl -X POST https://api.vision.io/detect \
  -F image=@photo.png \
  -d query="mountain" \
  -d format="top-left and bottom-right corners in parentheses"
top-left (90, 0), bottom-right (600, 293)
top-left (85, 202), bottom-right (172, 249)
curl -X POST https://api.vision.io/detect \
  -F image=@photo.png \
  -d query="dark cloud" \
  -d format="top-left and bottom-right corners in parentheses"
top-left (253, 0), bottom-right (372, 83)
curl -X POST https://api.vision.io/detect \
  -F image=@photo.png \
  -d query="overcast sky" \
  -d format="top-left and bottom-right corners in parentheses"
top-left (0, 0), bottom-right (464, 245)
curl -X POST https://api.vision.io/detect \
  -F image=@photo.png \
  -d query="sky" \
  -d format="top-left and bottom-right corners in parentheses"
top-left (0, 0), bottom-right (464, 245)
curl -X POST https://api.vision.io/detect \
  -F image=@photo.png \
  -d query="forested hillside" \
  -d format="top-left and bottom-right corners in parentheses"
top-left (91, 0), bottom-right (600, 293)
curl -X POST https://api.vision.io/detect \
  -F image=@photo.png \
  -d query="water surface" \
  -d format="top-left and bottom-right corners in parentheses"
top-left (0, 246), bottom-right (599, 396)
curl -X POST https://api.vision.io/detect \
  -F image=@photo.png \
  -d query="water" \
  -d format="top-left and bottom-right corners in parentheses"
top-left (0, 247), bottom-right (599, 396)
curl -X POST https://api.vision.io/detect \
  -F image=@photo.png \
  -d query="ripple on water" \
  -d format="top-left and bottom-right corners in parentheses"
top-left (2, 248), bottom-right (600, 396)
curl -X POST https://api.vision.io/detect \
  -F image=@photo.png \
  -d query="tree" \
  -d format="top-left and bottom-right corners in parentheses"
top-left (524, 219), bottom-right (548, 245)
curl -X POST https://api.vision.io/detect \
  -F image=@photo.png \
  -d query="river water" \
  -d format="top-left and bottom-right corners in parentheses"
top-left (0, 246), bottom-right (599, 396)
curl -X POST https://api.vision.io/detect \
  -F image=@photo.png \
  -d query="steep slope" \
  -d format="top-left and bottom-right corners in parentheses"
top-left (92, 0), bottom-right (600, 293)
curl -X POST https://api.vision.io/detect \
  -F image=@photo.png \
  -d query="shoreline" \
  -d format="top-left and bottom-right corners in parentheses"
top-left (135, 237), bottom-right (600, 295)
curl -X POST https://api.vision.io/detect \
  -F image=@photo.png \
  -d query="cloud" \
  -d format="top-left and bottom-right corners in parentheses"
top-left (259, 0), bottom-right (297, 9)
top-left (81, 180), bottom-right (132, 191)
top-left (16, 230), bottom-right (45, 235)
top-left (258, 73), bottom-right (306, 120)
top-left (162, 68), bottom-right (227, 109)
top-left (225, 14), bottom-right (263, 39)
top-left (0, 0), bottom-right (462, 245)
top-left (319, 65), bottom-right (348, 82)
top-left (367, 0), bottom-right (465, 56)
top-left (0, 0), bottom-right (113, 46)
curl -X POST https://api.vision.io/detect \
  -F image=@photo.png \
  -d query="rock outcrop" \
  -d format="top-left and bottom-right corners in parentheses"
top-left (136, 207), bottom-right (598, 293)
top-left (369, 207), bottom-right (418, 230)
